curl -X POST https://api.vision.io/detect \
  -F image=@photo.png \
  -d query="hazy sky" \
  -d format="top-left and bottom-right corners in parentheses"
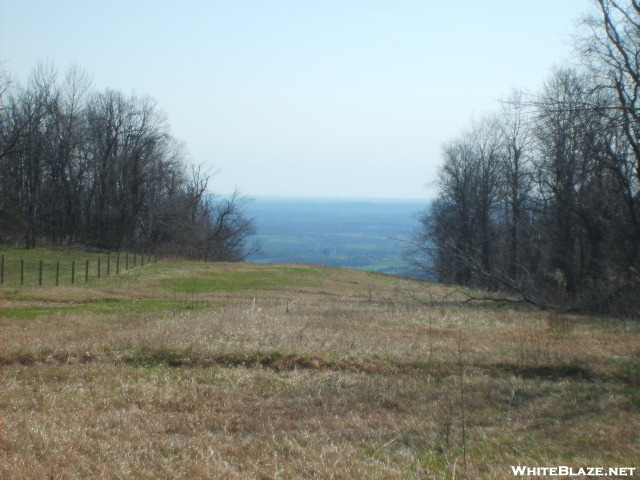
top-left (1, 0), bottom-right (590, 199)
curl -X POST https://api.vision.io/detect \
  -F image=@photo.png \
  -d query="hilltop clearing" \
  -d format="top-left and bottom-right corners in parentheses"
top-left (1, 256), bottom-right (638, 479)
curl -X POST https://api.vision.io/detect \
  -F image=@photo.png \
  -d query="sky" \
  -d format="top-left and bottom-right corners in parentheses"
top-left (1, 0), bottom-right (590, 199)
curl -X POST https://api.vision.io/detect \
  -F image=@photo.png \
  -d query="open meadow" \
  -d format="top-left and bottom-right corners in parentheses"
top-left (1, 253), bottom-right (638, 479)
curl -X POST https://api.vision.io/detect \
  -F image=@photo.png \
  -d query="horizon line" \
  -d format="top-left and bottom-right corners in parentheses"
top-left (211, 193), bottom-right (433, 202)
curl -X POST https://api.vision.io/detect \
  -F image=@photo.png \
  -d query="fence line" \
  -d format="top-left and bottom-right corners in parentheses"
top-left (0, 251), bottom-right (159, 287)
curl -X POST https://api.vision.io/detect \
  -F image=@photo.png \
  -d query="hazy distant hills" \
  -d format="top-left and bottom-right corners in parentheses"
top-left (244, 197), bottom-right (428, 277)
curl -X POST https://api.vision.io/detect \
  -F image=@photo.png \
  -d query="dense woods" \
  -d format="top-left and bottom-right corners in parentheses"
top-left (0, 63), bottom-right (255, 260)
top-left (411, 0), bottom-right (640, 316)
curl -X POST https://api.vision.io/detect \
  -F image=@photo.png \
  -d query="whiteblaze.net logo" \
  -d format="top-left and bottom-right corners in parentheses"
top-left (511, 466), bottom-right (637, 477)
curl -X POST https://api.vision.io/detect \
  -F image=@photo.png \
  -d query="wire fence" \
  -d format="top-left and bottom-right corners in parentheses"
top-left (0, 252), bottom-right (158, 287)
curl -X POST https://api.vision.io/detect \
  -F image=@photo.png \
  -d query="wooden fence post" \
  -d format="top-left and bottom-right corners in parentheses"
top-left (38, 260), bottom-right (43, 286)
top-left (56, 261), bottom-right (60, 286)
top-left (20, 259), bottom-right (24, 285)
top-left (0, 254), bottom-right (4, 284)
top-left (116, 253), bottom-right (120, 274)
top-left (71, 260), bottom-right (75, 284)
top-left (107, 254), bottom-right (111, 276)
top-left (141, 252), bottom-right (144, 267)
top-left (85, 259), bottom-right (89, 283)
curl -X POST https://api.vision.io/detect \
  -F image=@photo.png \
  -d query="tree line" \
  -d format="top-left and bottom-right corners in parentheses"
top-left (409, 0), bottom-right (640, 316)
top-left (0, 63), bottom-right (255, 260)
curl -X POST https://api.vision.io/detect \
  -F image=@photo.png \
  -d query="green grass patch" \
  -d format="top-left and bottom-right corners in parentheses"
top-left (622, 385), bottom-right (640, 408)
top-left (276, 266), bottom-right (321, 275)
top-left (0, 296), bottom-right (213, 321)
top-left (166, 270), bottom-right (318, 293)
top-left (94, 297), bottom-right (122, 304)
top-left (0, 305), bottom-right (77, 320)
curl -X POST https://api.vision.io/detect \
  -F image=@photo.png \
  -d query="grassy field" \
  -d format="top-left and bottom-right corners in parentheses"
top-left (1, 253), bottom-right (638, 479)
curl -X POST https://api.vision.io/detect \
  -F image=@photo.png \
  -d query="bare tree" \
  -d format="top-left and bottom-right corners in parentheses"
top-left (408, 117), bottom-right (503, 288)
top-left (0, 61), bottom-right (256, 261)
top-left (498, 91), bottom-right (535, 280)
top-left (582, 0), bottom-right (640, 180)
top-left (410, 64), bottom-right (640, 316)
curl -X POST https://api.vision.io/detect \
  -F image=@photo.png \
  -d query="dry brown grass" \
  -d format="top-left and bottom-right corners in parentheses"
top-left (1, 261), bottom-right (639, 479)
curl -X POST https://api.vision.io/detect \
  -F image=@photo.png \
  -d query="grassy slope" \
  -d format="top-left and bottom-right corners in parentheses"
top-left (1, 253), bottom-right (638, 479)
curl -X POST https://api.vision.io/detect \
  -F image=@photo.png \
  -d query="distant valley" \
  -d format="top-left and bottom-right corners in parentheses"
top-left (244, 197), bottom-right (428, 277)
